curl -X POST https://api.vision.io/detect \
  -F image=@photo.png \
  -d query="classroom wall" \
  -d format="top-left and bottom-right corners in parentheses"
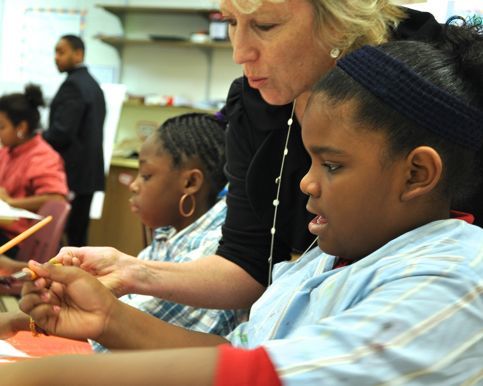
top-left (402, 0), bottom-right (482, 21)
top-left (119, 10), bottom-right (240, 103)
top-left (0, 0), bottom-right (240, 104)
top-left (101, 0), bottom-right (241, 103)
top-left (0, 0), bottom-right (115, 97)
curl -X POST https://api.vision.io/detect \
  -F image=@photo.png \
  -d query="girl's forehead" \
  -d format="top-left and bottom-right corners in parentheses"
top-left (140, 135), bottom-right (163, 156)
top-left (304, 96), bottom-right (393, 165)
top-left (304, 97), bottom-right (366, 139)
top-left (306, 94), bottom-right (357, 124)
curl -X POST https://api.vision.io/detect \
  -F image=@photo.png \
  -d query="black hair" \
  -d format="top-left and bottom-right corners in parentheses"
top-left (60, 34), bottom-right (85, 53)
top-left (312, 17), bottom-right (483, 207)
top-left (156, 113), bottom-right (227, 206)
top-left (0, 83), bottom-right (45, 133)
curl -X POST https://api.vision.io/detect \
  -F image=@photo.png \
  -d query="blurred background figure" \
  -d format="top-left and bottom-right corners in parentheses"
top-left (0, 84), bottom-right (67, 270)
top-left (43, 34), bottom-right (106, 247)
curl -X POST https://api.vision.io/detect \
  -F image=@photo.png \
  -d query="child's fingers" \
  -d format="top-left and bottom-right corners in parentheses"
top-left (20, 279), bottom-right (44, 297)
top-left (18, 289), bottom-right (49, 315)
top-left (33, 277), bottom-right (49, 289)
top-left (29, 302), bottom-right (60, 321)
top-left (27, 260), bottom-right (86, 285)
top-left (48, 281), bottom-right (65, 303)
top-left (26, 260), bottom-right (50, 279)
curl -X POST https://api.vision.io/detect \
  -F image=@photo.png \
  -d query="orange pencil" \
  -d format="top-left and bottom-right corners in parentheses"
top-left (0, 215), bottom-right (52, 256)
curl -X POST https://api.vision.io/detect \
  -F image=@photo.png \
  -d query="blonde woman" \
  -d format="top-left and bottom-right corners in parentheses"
top-left (54, 0), bottom-right (449, 311)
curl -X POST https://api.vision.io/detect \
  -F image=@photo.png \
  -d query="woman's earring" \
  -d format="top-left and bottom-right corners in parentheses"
top-left (17, 131), bottom-right (24, 139)
top-left (330, 48), bottom-right (341, 59)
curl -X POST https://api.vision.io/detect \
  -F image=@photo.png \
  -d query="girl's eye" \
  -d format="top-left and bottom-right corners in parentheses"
top-left (141, 175), bottom-right (152, 181)
top-left (323, 163), bottom-right (341, 173)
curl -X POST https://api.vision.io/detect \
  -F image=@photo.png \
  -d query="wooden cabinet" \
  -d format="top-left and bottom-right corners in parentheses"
top-left (88, 160), bottom-right (144, 256)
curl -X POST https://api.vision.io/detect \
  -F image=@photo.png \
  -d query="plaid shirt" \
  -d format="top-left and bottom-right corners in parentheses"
top-left (92, 198), bottom-right (247, 352)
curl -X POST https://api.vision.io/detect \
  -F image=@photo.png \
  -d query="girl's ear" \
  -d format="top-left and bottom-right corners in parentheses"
top-left (400, 146), bottom-right (443, 202)
top-left (182, 168), bottom-right (204, 195)
top-left (16, 120), bottom-right (29, 137)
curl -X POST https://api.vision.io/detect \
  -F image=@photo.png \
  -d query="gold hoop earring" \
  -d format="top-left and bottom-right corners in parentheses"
top-left (179, 193), bottom-right (196, 218)
top-left (330, 48), bottom-right (341, 59)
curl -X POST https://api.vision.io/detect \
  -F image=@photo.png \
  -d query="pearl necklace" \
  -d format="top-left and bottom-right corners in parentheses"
top-left (267, 100), bottom-right (296, 284)
top-left (266, 100), bottom-right (319, 285)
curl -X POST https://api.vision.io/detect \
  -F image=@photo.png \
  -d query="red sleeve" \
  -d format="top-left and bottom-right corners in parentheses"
top-left (27, 150), bottom-right (68, 196)
top-left (450, 210), bottom-right (474, 224)
top-left (214, 345), bottom-right (282, 386)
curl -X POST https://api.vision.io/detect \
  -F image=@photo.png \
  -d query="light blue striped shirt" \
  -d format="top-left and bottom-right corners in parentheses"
top-left (92, 198), bottom-right (247, 352)
top-left (229, 219), bottom-right (483, 385)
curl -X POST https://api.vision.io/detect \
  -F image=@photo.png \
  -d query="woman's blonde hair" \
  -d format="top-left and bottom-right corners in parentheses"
top-left (309, 0), bottom-right (406, 53)
top-left (229, 0), bottom-right (285, 14)
top-left (228, 0), bottom-right (407, 54)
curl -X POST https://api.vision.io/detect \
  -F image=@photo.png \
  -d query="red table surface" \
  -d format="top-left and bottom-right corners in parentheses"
top-left (5, 331), bottom-right (93, 359)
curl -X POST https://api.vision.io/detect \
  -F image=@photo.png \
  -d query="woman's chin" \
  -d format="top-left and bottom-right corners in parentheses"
top-left (259, 91), bottom-right (293, 106)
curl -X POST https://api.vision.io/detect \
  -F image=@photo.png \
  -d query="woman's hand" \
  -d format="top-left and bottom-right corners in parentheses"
top-left (19, 260), bottom-right (119, 341)
top-left (51, 246), bottom-right (138, 297)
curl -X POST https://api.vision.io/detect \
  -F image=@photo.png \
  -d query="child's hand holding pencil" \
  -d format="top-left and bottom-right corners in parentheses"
top-left (18, 260), bottom-right (120, 341)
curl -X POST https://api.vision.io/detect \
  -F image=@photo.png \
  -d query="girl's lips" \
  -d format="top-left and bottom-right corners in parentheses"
top-left (311, 215), bottom-right (328, 224)
top-left (129, 200), bottom-right (139, 213)
top-left (308, 215), bottom-right (328, 235)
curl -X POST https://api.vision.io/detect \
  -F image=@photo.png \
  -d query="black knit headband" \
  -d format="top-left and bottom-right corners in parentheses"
top-left (337, 45), bottom-right (483, 151)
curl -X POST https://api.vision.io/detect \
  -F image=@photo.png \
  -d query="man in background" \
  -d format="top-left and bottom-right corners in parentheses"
top-left (43, 35), bottom-right (106, 246)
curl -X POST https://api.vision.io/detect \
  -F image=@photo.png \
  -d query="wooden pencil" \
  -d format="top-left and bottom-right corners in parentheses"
top-left (0, 216), bottom-right (53, 255)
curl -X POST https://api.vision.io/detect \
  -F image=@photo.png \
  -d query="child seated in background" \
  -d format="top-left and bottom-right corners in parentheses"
top-left (0, 84), bottom-right (67, 266)
top-left (3, 19), bottom-right (483, 386)
top-left (0, 112), bottom-right (245, 342)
